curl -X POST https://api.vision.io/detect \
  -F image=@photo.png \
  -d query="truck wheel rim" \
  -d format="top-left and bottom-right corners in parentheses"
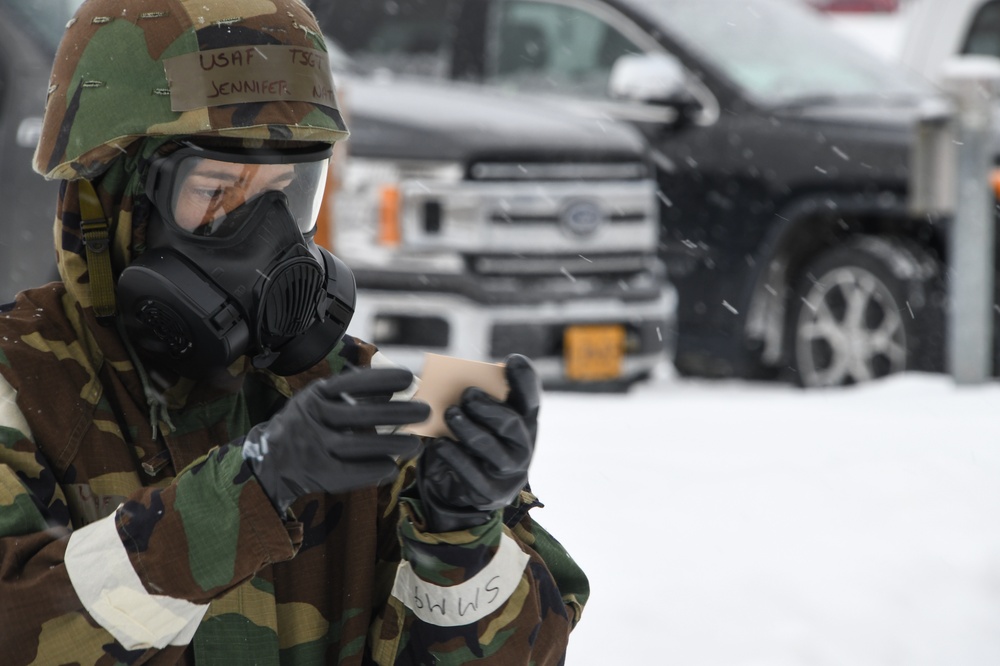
top-left (795, 265), bottom-right (907, 387)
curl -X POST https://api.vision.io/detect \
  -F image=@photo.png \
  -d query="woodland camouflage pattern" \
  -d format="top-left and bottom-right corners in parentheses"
top-left (1, 0), bottom-right (588, 663)
top-left (34, 0), bottom-right (349, 181)
top-left (0, 287), bottom-right (587, 664)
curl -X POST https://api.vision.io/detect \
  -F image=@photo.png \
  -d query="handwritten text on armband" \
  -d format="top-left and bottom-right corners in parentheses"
top-left (391, 534), bottom-right (531, 627)
top-left (411, 575), bottom-right (502, 620)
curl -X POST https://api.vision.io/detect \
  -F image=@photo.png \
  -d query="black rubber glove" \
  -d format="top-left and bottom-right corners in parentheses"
top-left (416, 354), bottom-right (540, 532)
top-left (244, 367), bottom-right (430, 514)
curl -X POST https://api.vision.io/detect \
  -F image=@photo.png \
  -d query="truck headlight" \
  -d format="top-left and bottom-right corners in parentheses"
top-left (335, 158), bottom-right (465, 271)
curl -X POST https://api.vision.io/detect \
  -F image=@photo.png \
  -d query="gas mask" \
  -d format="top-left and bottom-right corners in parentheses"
top-left (117, 142), bottom-right (356, 378)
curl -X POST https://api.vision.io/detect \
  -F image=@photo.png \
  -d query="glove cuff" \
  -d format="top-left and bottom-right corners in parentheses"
top-left (242, 424), bottom-right (296, 517)
top-left (402, 482), bottom-right (492, 533)
top-left (424, 496), bottom-right (493, 533)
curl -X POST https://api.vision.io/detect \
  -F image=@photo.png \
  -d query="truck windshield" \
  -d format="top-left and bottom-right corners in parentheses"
top-left (642, 0), bottom-right (925, 104)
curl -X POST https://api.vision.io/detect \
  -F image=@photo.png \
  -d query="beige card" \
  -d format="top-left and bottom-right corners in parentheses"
top-left (404, 353), bottom-right (509, 438)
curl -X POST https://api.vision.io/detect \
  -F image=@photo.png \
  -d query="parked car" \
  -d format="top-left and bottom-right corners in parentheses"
top-left (326, 60), bottom-right (673, 389)
top-left (900, 0), bottom-right (1000, 86)
top-left (0, 0), bottom-right (65, 300)
top-left (315, 0), bottom-right (955, 387)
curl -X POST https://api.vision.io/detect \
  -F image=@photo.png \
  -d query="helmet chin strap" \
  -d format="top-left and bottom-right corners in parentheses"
top-left (78, 179), bottom-right (118, 325)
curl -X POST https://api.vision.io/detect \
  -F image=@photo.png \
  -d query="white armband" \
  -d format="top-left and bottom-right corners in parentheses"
top-left (391, 533), bottom-right (530, 627)
top-left (0, 372), bottom-right (32, 441)
top-left (65, 511), bottom-right (209, 650)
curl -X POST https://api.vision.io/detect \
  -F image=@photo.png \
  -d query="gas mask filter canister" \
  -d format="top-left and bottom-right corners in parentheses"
top-left (117, 142), bottom-right (356, 377)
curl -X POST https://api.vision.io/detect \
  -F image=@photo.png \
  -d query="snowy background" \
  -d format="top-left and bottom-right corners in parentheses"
top-left (524, 6), bottom-right (1000, 664)
top-left (533, 365), bottom-right (1000, 665)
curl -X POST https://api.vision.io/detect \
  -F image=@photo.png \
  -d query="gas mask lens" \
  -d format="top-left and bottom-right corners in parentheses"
top-left (148, 143), bottom-right (331, 238)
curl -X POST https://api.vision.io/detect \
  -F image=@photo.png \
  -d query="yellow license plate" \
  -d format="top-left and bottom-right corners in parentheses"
top-left (564, 324), bottom-right (626, 382)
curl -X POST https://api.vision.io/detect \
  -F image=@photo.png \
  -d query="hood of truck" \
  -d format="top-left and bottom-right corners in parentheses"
top-left (769, 95), bottom-right (946, 132)
top-left (339, 74), bottom-right (648, 163)
top-left (748, 94), bottom-right (949, 186)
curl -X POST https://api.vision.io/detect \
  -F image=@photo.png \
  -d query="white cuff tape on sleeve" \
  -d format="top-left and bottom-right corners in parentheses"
top-left (0, 372), bottom-right (32, 441)
top-left (391, 533), bottom-right (531, 627)
top-left (65, 510), bottom-right (210, 651)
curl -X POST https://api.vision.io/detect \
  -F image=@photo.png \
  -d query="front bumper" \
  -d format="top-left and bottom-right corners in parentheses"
top-left (346, 284), bottom-right (677, 388)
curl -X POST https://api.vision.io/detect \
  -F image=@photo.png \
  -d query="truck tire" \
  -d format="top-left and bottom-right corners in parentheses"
top-left (787, 236), bottom-right (943, 387)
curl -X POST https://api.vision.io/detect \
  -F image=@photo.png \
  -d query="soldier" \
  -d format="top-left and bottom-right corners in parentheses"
top-left (0, 1), bottom-right (588, 664)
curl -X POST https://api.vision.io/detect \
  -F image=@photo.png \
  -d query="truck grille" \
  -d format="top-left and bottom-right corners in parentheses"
top-left (490, 210), bottom-right (647, 224)
top-left (470, 161), bottom-right (647, 181)
top-left (390, 177), bottom-right (658, 258)
top-left (470, 253), bottom-right (653, 276)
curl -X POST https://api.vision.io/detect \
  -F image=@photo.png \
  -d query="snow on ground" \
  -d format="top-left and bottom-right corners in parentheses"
top-left (530, 368), bottom-right (1000, 665)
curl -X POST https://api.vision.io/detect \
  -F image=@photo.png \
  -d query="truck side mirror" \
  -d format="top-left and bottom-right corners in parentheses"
top-left (608, 53), bottom-right (693, 109)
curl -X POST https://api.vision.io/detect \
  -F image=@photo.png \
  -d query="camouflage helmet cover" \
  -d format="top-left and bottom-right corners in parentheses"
top-left (34, 0), bottom-right (348, 181)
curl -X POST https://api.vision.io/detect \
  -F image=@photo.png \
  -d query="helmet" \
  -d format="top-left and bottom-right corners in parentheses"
top-left (34, 0), bottom-right (348, 181)
top-left (36, 0), bottom-right (355, 378)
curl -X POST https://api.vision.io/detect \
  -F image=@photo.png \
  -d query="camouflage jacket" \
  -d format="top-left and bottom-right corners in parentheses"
top-left (0, 284), bottom-right (589, 665)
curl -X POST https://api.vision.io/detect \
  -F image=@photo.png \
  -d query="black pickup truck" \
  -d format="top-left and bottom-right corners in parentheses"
top-left (315, 0), bottom-right (958, 387)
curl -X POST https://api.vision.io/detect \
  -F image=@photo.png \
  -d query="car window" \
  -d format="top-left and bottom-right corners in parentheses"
top-left (962, 0), bottom-right (1000, 58)
top-left (484, 1), bottom-right (643, 99)
top-left (321, 0), bottom-right (456, 78)
top-left (639, 0), bottom-right (924, 103)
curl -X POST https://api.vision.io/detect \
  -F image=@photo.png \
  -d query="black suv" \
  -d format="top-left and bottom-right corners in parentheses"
top-left (316, 0), bottom-right (958, 387)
